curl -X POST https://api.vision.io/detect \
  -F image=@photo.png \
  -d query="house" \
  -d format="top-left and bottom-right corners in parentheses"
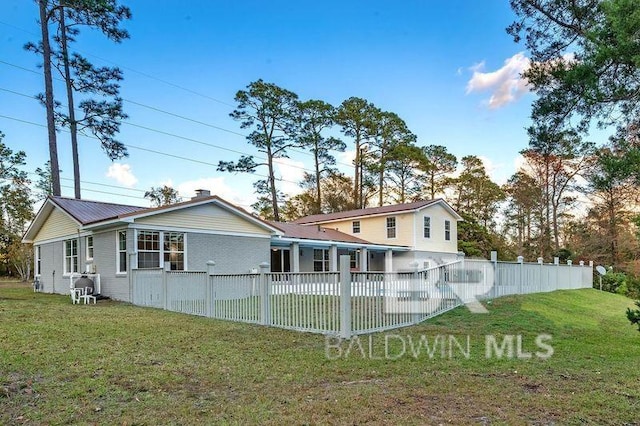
top-left (22, 192), bottom-right (461, 302)
top-left (23, 191), bottom-right (281, 301)
top-left (293, 199), bottom-right (463, 269)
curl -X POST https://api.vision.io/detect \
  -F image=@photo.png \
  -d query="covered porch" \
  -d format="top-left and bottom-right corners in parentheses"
top-left (267, 221), bottom-right (409, 273)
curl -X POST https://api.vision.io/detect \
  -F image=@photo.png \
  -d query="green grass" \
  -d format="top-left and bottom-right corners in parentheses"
top-left (2, 281), bottom-right (640, 425)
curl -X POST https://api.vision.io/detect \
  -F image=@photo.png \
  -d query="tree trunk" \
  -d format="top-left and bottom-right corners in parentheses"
top-left (378, 143), bottom-right (385, 207)
top-left (353, 132), bottom-right (360, 209)
top-left (59, 6), bottom-right (81, 199)
top-left (314, 138), bottom-right (322, 214)
top-left (39, 0), bottom-right (61, 196)
top-left (267, 147), bottom-right (279, 221)
top-left (430, 173), bottom-right (435, 200)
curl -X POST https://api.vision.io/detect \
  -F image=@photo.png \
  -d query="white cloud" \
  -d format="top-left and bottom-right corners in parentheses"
top-left (466, 52), bottom-right (531, 109)
top-left (175, 177), bottom-right (255, 210)
top-left (106, 163), bottom-right (138, 187)
top-left (273, 157), bottom-right (306, 196)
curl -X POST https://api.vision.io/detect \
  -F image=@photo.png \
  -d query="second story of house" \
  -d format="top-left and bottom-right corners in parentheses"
top-left (293, 199), bottom-right (463, 253)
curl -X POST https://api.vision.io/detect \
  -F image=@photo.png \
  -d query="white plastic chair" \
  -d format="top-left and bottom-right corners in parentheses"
top-left (79, 288), bottom-right (96, 305)
top-left (70, 288), bottom-right (83, 304)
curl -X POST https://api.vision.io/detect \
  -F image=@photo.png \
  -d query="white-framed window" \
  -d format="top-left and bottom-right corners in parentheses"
top-left (164, 232), bottom-right (185, 271)
top-left (137, 230), bottom-right (160, 269)
top-left (386, 217), bottom-right (396, 239)
top-left (349, 250), bottom-right (359, 269)
top-left (313, 248), bottom-right (329, 272)
top-left (35, 246), bottom-right (41, 276)
top-left (423, 216), bottom-right (431, 238)
top-left (445, 220), bottom-right (451, 241)
top-left (352, 220), bottom-right (361, 234)
top-left (117, 230), bottom-right (127, 274)
top-left (86, 235), bottom-right (94, 260)
top-left (63, 239), bottom-right (78, 275)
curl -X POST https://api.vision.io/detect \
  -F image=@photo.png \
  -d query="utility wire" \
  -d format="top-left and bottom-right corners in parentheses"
top-left (0, 113), bottom-right (304, 186)
top-left (0, 57), bottom-right (357, 169)
top-left (0, 84), bottom-right (343, 175)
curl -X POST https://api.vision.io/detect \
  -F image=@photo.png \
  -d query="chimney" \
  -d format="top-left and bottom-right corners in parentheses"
top-left (192, 189), bottom-right (211, 200)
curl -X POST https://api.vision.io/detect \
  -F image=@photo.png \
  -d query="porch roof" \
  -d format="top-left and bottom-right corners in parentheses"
top-left (268, 221), bottom-right (410, 251)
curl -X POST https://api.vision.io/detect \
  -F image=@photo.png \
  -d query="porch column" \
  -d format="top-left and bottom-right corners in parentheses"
top-left (385, 249), bottom-right (393, 273)
top-left (360, 247), bottom-right (368, 272)
top-left (329, 244), bottom-right (338, 272)
top-left (291, 242), bottom-right (300, 272)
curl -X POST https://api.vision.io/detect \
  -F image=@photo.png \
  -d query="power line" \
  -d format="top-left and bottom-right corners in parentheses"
top-left (26, 170), bottom-right (147, 193)
top-left (0, 84), bottom-right (340, 176)
top-left (0, 113), bottom-right (304, 186)
top-left (0, 58), bottom-right (357, 170)
top-left (60, 184), bottom-right (146, 201)
top-left (0, 19), bottom-right (234, 108)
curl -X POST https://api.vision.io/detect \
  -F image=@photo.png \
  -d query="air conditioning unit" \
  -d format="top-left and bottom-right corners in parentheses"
top-left (74, 276), bottom-right (95, 295)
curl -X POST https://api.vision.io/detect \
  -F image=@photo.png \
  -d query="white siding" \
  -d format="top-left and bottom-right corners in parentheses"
top-left (33, 209), bottom-right (79, 243)
top-left (134, 203), bottom-right (270, 235)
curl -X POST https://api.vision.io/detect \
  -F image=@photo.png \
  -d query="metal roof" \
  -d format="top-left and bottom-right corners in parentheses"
top-left (292, 199), bottom-right (443, 225)
top-left (51, 196), bottom-right (145, 225)
top-left (268, 221), bottom-right (372, 244)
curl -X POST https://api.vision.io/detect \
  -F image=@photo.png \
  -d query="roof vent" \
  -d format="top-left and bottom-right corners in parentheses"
top-left (192, 189), bottom-right (211, 200)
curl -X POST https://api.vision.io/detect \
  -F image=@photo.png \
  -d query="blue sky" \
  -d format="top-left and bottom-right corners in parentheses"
top-left (1, 1), bottom-right (538, 209)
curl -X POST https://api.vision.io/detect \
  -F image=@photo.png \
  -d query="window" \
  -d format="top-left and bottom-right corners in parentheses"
top-left (313, 249), bottom-right (330, 272)
top-left (423, 216), bottom-right (431, 238)
top-left (63, 239), bottom-right (78, 274)
top-left (137, 231), bottom-right (160, 269)
top-left (445, 220), bottom-right (451, 241)
top-left (35, 246), bottom-right (41, 276)
top-left (386, 217), bottom-right (396, 238)
top-left (349, 251), bottom-right (359, 269)
top-left (352, 220), bottom-right (361, 234)
top-left (86, 236), bottom-right (94, 260)
top-left (270, 248), bottom-right (291, 272)
top-left (164, 232), bottom-right (185, 271)
top-left (117, 230), bottom-right (127, 273)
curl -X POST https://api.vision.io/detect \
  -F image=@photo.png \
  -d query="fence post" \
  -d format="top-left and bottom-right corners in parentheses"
top-left (553, 257), bottom-right (559, 290)
top-left (567, 260), bottom-right (573, 289)
top-left (259, 262), bottom-right (270, 326)
top-left (206, 261), bottom-right (215, 318)
top-left (339, 255), bottom-right (352, 339)
top-left (537, 257), bottom-right (543, 292)
top-left (490, 251), bottom-right (498, 297)
top-left (517, 256), bottom-right (524, 295)
top-left (128, 252), bottom-right (136, 303)
top-left (409, 261), bottom-right (420, 324)
top-left (163, 262), bottom-right (170, 311)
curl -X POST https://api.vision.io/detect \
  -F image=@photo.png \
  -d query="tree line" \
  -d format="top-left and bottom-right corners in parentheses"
top-left (7, 0), bottom-right (640, 286)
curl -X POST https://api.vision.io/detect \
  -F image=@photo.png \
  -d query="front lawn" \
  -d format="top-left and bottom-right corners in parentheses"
top-left (1, 281), bottom-right (639, 424)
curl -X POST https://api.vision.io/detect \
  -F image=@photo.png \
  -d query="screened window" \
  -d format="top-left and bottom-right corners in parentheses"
top-left (352, 220), bottom-right (361, 234)
top-left (137, 231), bottom-right (160, 269)
top-left (164, 232), bottom-right (185, 271)
top-left (445, 220), bottom-right (451, 241)
top-left (64, 239), bottom-right (78, 274)
top-left (386, 217), bottom-right (396, 239)
top-left (423, 216), bottom-right (431, 238)
top-left (86, 235), bottom-right (94, 260)
top-left (35, 246), bottom-right (41, 276)
top-left (313, 249), bottom-right (330, 272)
top-left (117, 230), bottom-right (127, 273)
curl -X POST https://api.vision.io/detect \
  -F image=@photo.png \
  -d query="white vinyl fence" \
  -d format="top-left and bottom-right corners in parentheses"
top-left (131, 256), bottom-right (593, 338)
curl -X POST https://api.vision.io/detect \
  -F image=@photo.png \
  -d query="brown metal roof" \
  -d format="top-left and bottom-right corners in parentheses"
top-left (51, 196), bottom-right (145, 225)
top-left (268, 221), bottom-right (372, 244)
top-left (292, 199), bottom-right (441, 225)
